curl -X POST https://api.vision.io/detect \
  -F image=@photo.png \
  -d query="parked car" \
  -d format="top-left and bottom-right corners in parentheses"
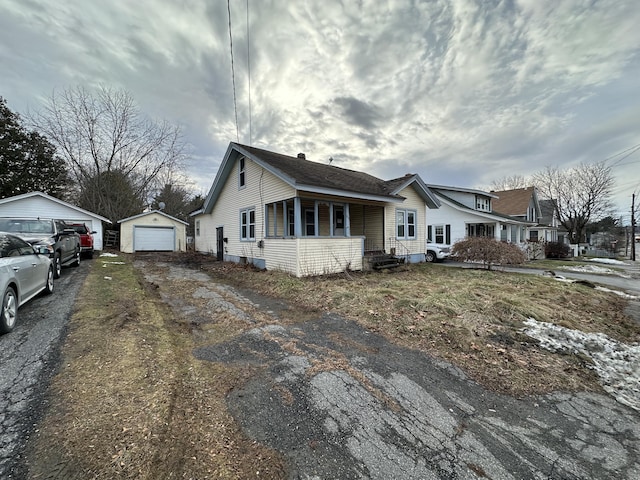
top-left (426, 243), bottom-right (451, 263)
top-left (0, 232), bottom-right (55, 333)
top-left (68, 223), bottom-right (96, 258)
top-left (0, 218), bottom-right (81, 278)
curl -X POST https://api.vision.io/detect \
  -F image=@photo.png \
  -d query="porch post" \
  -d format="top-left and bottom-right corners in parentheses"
top-left (294, 197), bottom-right (302, 237)
top-left (329, 202), bottom-right (334, 237)
top-left (495, 222), bottom-right (500, 240)
top-left (282, 201), bottom-right (287, 236)
top-left (345, 203), bottom-right (351, 237)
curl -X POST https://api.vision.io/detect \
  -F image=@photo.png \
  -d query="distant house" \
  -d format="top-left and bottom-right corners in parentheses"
top-left (0, 191), bottom-right (110, 251)
top-left (192, 143), bottom-right (440, 276)
top-left (491, 187), bottom-right (558, 243)
top-left (426, 185), bottom-right (534, 247)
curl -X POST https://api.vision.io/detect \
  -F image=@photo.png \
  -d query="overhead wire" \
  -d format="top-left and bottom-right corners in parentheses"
top-left (247, 0), bottom-right (252, 145)
top-left (227, 0), bottom-right (240, 142)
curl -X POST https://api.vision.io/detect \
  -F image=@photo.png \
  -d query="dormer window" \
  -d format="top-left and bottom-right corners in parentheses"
top-left (476, 196), bottom-right (490, 212)
top-left (239, 157), bottom-right (246, 188)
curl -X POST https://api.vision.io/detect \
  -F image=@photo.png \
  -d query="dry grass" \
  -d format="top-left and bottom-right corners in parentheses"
top-left (26, 252), bottom-right (639, 477)
top-left (27, 255), bottom-right (285, 479)
top-left (210, 260), bottom-right (639, 397)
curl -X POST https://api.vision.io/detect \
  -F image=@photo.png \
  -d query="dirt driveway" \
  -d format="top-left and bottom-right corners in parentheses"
top-left (137, 259), bottom-right (640, 480)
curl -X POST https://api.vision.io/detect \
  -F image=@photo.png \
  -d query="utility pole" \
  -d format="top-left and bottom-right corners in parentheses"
top-left (632, 193), bottom-right (636, 261)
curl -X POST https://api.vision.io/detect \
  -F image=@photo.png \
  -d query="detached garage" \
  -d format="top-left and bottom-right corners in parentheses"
top-left (0, 191), bottom-right (111, 251)
top-left (118, 210), bottom-right (187, 253)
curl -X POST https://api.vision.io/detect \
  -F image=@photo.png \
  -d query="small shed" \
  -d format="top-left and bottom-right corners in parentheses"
top-left (118, 210), bottom-right (188, 253)
top-left (0, 191), bottom-right (111, 251)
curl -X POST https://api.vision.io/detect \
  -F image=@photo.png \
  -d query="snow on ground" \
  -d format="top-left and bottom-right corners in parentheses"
top-left (585, 258), bottom-right (628, 266)
top-left (100, 252), bottom-right (120, 257)
top-left (595, 286), bottom-right (639, 300)
top-left (523, 318), bottom-right (640, 412)
top-left (561, 264), bottom-right (630, 277)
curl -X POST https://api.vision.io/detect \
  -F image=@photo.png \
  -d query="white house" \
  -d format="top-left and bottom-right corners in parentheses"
top-left (0, 191), bottom-right (110, 251)
top-left (426, 185), bottom-right (534, 248)
top-left (192, 143), bottom-right (440, 276)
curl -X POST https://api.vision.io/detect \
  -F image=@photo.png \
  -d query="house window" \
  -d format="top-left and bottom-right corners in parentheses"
top-left (288, 208), bottom-right (295, 236)
top-left (239, 157), bottom-right (246, 188)
top-left (195, 220), bottom-right (200, 237)
top-left (396, 209), bottom-right (416, 239)
top-left (240, 208), bottom-right (255, 240)
top-left (333, 205), bottom-right (345, 235)
top-left (530, 230), bottom-right (539, 241)
top-left (476, 196), bottom-right (490, 211)
top-left (304, 208), bottom-right (316, 236)
top-left (435, 226), bottom-right (444, 244)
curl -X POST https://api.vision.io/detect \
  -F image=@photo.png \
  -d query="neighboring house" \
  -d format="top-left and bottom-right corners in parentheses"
top-left (538, 199), bottom-right (564, 243)
top-left (192, 143), bottom-right (440, 277)
top-left (0, 191), bottom-right (110, 251)
top-left (426, 185), bottom-right (534, 248)
top-left (118, 210), bottom-right (188, 253)
top-left (491, 187), bottom-right (558, 243)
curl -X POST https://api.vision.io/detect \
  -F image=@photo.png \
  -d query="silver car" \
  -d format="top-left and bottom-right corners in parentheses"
top-left (1, 232), bottom-right (54, 334)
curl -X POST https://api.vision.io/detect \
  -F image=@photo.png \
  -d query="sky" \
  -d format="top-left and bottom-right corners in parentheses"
top-left (1, 0), bottom-right (639, 222)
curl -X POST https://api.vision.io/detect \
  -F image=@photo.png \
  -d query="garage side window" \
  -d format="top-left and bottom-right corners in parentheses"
top-left (195, 220), bottom-right (200, 237)
top-left (240, 208), bottom-right (255, 241)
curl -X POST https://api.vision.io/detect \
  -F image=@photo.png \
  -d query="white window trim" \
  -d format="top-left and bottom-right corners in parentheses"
top-left (396, 208), bottom-right (417, 240)
top-left (240, 207), bottom-right (255, 241)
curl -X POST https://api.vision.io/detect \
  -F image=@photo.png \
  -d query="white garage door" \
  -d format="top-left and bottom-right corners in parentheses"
top-left (134, 226), bottom-right (175, 251)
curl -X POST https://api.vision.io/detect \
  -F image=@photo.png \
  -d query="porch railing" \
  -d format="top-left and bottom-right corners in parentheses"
top-left (387, 237), bottom-right (410, 260)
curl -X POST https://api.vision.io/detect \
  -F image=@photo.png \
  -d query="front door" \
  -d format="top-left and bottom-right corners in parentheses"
top-left (216, 227), bottom-right (224, 261)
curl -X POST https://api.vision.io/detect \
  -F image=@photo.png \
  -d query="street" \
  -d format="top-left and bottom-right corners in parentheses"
top-left (0, 261), bottom-right (90, 479)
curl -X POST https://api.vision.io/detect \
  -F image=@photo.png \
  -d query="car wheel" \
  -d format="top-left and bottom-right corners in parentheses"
top-left (71, 249), bottom-right (81, 267)
top-left (1, 286), bottom-right (18, 334)
top-left (53, 252), bottom-right (62, 278)
top-left (45, 266), bottom-right (54, 294)
top-left (425, 251), bottom-right (436, 263)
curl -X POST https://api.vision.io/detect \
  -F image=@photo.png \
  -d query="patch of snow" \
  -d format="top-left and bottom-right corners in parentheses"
top-left (102, 261), bottom-right (126, 266)
top-left (562, 265), bottom-right (617, 275)
top-left (585, 258), bottom-right (627, 266)
top-left (104, 276), bottom-right (112, 280)
top-left (100, 252), bottom-right (119, 257)
top-left (523, 318), bottom-right (640, 412)
top-left (595, 286), bottom-right (639, 300)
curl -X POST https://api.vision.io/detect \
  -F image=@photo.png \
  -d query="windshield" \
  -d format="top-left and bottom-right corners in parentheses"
top-left (0, 219), bottom-right (54, 234)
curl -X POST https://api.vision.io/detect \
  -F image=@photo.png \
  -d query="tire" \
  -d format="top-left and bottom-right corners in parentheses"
top-left (1, 286), bottom-right (18, 334)
top-left (425, 251), bottom-right (436, 263)
top-left (71, 249), bottom-right (81, 267)
top-left (45, 266), bottom-right (54, 294)
top-left (53, 252), bottom-right (62, 278)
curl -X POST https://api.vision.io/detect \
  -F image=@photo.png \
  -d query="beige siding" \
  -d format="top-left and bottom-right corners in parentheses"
top-left (194, 156), bottom-right (296, 258)
top-left (384, 186), bottom-right (426, 256)
top-left (363, 205), bottom-right (384, 250)
top-left (265, 237), bottom-right (363, 276)
top-left (119, 212), bottom-right (186, 253)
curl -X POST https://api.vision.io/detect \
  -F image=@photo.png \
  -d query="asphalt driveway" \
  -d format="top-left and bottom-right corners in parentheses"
top-left (138, 260), bottom-right (640, 480)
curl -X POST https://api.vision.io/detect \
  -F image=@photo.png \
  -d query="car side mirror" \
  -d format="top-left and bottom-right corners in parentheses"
top-left (35, 245), bottom-right (51, 255)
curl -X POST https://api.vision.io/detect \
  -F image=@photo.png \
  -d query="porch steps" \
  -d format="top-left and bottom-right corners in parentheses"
top-left (369, 253), bottom-right (405, 270)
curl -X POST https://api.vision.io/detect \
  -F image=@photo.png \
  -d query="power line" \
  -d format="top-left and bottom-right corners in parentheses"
top-left (606, 142), bottom-right (640, 168)
top-left (227, 0), bottom-right (240, 142)
top-left (247, 0), bottom-right (252, 145)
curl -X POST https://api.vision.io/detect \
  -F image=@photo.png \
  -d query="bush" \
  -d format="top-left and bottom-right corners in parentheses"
top-left (544, 241), bottom-right (571, 259)
top-left (451, 237), bottom-right (526, 270)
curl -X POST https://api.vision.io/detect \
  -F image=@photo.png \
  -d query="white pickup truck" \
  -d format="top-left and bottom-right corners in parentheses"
top-left (426, 243), bottom-right (451, 263)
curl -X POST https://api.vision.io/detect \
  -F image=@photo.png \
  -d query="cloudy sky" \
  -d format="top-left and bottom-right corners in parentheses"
top-left (1, 0), bottom-right (639, 220)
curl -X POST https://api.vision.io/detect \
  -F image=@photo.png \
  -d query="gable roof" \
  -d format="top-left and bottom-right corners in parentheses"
top-left (427, 184), bottom-right (499, 199)
top-left (491, 187), bottom-right (538, 216)
top-left (201, 143), bottom-right (439, 213)
top-left (118, 210), bottom-right (188, 225)
top-left (433, 190), bottom-right (534, 225)
top-left (0, 191), bottom-right (111, 223)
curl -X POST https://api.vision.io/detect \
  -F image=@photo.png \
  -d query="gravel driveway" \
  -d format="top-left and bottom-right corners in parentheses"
top-left (137, 260), bottom-right (640, 480)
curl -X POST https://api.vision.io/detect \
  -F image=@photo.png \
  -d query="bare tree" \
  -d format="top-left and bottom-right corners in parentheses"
top-left (489, 174), bottom-right (529, 191)
top-left (31, 86), bottom-right (187, 221)
top-left (533, 162), bottom-right (614, 244)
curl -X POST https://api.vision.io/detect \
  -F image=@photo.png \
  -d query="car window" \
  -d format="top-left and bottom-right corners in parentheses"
top-left (72, 225), bottom-right (88, 234)
top-left (0, 219), bottom-right (53, 234)
top-left (0, 236), bottom-right (33, 257)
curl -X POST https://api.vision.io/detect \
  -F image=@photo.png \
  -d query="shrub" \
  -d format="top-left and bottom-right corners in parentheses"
top-left (544, 241), bottom-right (571, 259)
top-left (451, 237), bottom-right (526, 270)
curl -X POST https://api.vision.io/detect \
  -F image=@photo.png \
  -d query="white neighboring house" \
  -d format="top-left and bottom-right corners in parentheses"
top-left (0, 191), bottom-right (110, 251)
top-left (118, 210), bottom-right (188, 253)
top-left (426, 185), bottom-right (534, 250)
top-left (192, 142), bottom-right (441, 277)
